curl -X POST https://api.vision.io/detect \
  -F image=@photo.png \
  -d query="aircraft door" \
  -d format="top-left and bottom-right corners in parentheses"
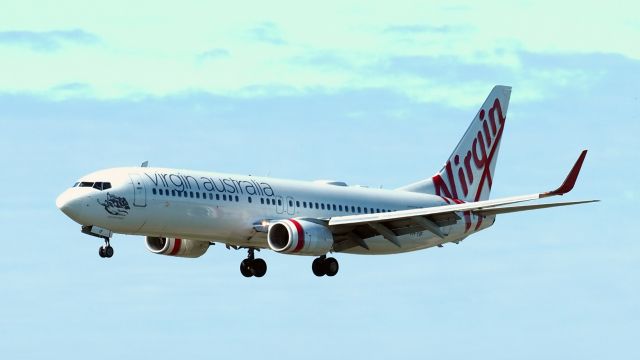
top-left (275, 195), bottom-right (284, 214)
top-left (129, 173), bottom-right (147, 207)
top-left (286, 196), bottom-right (296, 215)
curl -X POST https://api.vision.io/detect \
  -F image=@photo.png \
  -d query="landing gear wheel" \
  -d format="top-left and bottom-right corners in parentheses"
top-left (312, 258), bottom-right (326, 277)
top-left (239, 248), bottom-right (267, 278)
top-left (324, 257), bottom-right (339, 277)
top-left (98, 238), bottom-right (113, 259)
top-left (251, 258), bottom-right (267, 277)
top-left (240, 259), bottom-right (253, 277)
top-left (312, 256), bottom-right (339, 277)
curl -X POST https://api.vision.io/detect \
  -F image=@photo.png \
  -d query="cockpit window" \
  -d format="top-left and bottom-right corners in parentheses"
top-left (73, 182), bottom-right (79, 187)
top-left (92, 182), bottom-right (112, 190)
top-left (77, 182), bottom-right (111, 190)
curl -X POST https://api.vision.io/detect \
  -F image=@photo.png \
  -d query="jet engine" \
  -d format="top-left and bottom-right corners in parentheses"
top-left (267, 219), bottom-right (333, 256)
top-left (146, 236), bottom-right (209, 258)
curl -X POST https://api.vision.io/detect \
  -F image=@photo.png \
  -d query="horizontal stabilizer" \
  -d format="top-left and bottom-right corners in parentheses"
top-left (329, 150), bottom-right (595, 228)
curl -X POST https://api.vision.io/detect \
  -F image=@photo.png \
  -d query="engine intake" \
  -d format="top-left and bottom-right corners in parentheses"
top-left (267, 219), bottom-right (333, 256)
top-left (146, 236), bottom-right (209, 258)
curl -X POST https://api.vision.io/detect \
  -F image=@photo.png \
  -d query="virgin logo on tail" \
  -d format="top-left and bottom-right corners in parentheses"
top-left (433, 98), bottom-right (507, 202)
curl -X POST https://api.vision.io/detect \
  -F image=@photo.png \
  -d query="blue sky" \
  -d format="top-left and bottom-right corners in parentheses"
top-left (1, 1), bottom-right (638, 359)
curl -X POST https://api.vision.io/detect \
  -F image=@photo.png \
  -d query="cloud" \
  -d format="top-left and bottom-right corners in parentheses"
top-left (290, 52), bottom-right (353, 71)
top-left (381, 55), bottom-right (506, 83)
top-left (383, 24), bottom-right (464, 35)
top-left (249, 22), bottom-right (286, 45)
top-left (0, 29), bottom-right (100, 52)
top-left (50, 82), bottom-right (93, 98)
top-left (196, 48), bottom-right (230, 62)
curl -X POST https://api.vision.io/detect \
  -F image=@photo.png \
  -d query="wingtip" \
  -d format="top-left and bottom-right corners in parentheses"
top-left (543, 150), bottom-right (588, 197)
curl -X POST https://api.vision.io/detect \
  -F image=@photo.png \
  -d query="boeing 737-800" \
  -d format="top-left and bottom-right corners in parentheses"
top-left (56, 86), bottom-right (596, 277)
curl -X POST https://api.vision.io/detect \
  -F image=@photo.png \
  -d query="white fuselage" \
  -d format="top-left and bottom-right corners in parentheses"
top-left (56, 167), bottom-right (495, 255)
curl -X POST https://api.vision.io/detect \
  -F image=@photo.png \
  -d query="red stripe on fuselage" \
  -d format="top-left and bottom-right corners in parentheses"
top-left (474, 216), bottom-right (484, 231)
top-left (451, 198), bottom-right (472, 233)
top-left (169, 238), bottom-right (182, 255)
top-left (290, 219), bottom-right (305, 253)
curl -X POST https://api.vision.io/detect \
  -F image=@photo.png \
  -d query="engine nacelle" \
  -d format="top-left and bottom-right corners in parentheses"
top-left (146, 236), bottom-right (209, 258)
top-left (267, 219), bottom-right (333, 256)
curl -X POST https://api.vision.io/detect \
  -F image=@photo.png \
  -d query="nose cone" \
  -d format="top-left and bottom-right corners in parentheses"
top-left (56, 189), bottom-right (84, 219)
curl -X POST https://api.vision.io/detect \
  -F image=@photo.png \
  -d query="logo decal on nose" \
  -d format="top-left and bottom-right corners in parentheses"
top-left (98, 193), bottom-right (131, 216)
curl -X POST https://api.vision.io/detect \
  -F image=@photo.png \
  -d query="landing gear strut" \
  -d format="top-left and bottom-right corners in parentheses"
top-left (98, 238), bottom-right (114, 258)
top-left (240, 248), bottom-right (267, 277)
top-left (312, 255), bottom-right (339, 277)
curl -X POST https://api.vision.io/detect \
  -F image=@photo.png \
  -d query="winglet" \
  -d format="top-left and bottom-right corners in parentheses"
top-left (543, 150), bottom-right (588, 197)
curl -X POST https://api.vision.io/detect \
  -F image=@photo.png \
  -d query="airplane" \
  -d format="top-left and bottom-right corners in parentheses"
top-left (56, 85), bottom-right (597, 277)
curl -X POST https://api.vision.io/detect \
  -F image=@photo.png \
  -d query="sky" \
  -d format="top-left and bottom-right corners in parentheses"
top-left (1, 1), bottom-right (638, 359)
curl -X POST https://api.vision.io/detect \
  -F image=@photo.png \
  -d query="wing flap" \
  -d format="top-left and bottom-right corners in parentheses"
top-left (473, 200), bottom-right (599, 216)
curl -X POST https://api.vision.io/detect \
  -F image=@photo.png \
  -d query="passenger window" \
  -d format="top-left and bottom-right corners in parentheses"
top-left (338, 205), bottom-right (343, 211)
top-left (216, 194), bottom-right (220, 200)
top-left (303, 201), bottom-right (307, 208)
top-left (321, 204), bottom-right (325, 210)
top-left (152, 188), bottom-right (157, 195)
top-left (364, 208), bottom-right (368, 213)
top-left (196, 192), bottom-right (200, 199)
top-left (171, 190), bottom-right (175, 196)
top-left (357, 206), bottom-right (361, 213)
top-left (248, 197), bottom-right (252, 203)
top-left (289, 200), bottom-right (293, 207)
top-left (209, 193), bottom-right (213, 200)
top-left (296, 201), bottom-right (300, 207)
top-left (223, 194), bottom-right (227, 201)
top-left (190, 192), bottom-right (194, 198)
top-left (235, 196), bottom-right (239, 202)
top-left (278, 199), bottom-right (282, 206)
top-left (261, 198), bottom-right (264, 204)
top-left (166, 191), bottom-right (169, 197)
top-left (332, 204), bottom-right (336, 211)
top-left (315, 203), bottom-right (319, 209)
top-left (351, 206), bottom-right (355, 212)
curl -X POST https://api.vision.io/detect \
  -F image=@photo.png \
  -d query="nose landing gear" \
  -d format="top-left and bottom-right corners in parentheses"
top-left (240, 248), bottom-right (267, 277)
top-left (82, 226), bottom-right (115, 259)
top-left (98, 238), bottom-right (114, 258)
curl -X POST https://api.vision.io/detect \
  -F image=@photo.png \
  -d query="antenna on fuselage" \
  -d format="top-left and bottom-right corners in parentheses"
top-left (141, 161), bottom-right (149, 167)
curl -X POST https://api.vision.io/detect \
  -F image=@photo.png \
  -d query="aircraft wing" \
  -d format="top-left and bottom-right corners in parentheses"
top-left (327, 150), bottom-right (597, 250)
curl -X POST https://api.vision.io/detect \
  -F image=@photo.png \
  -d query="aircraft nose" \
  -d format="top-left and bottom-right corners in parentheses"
top-left (56, 189), bottom-right (84, 217)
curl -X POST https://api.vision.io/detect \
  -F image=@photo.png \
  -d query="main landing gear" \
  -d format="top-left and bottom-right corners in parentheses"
top-left (240, 248), bottom-right (267, 278)
top-left (312, 255), bottom-right (339, 277)
top-left (98, 238), bottom-right (114, 259)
